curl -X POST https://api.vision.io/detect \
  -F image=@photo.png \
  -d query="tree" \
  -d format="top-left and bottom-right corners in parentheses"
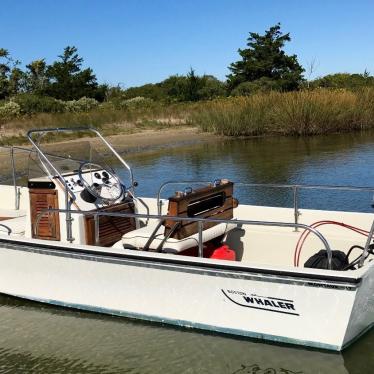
top-left (0, 49), bottom-right (12, 99)
top-left (162, 74), bottom-right (188, 101)
top-left (161, 69), bottom-right (226, 102)
top-left (8, 66), bottom-right (26, 95)
top-left (184, 68), bottom-right (205, 101)
top-left (196, 75), bottom-right (226, 99)
top-left (0, 48), bottom-right (26, 98)
top-left (227, 23), bottom-right (304, 92)
top-left (45, 46), bottom-right (99, 100)
top-left (25, 59), bottom-right (48, 93)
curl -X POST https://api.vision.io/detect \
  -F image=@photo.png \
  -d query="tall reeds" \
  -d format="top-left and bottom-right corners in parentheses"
top-left (191, 88), bottom-right (374, 136)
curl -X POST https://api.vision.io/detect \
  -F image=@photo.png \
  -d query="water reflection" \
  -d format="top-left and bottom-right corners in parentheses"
top-left (0, 295), bottom-right (372, 374)
top-left (124, 132), bottom-right (374, 212)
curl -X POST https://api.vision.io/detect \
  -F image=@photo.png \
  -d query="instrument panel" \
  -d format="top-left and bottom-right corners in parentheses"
top-left (64, 169), bottom-right (113, 194)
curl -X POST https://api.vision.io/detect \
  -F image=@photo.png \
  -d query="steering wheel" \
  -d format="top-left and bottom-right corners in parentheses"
top-left (78, 162), bottom-right (124, 203)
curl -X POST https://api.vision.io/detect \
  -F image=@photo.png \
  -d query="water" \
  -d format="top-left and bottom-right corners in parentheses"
top-left (3, 132), bottom-right (374, 373)
top-left (1, 294), bottom-right (372, 374)
top-left (123, 132), bottom-right (374, 213)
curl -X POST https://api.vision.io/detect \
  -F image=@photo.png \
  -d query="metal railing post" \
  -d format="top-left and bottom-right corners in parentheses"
top-left (198, 221), bottom-right (204, 257)
top-left (359, 219), bottom-right (374, 267)
top-left (293, 186), bottom-right (299, 231)
top-left (65, 193), bottom-right (74, 243)
top-left (10, 147), bottom-right (20, 210)
top-left (94, 213), bottom-right (100, 245)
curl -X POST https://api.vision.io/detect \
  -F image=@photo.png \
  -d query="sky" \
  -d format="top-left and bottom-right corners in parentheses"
top-left (1, 0), bottom-right (374, 87)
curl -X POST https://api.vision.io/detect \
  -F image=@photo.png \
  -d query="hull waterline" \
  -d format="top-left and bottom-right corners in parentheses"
top-left (0, 237), bottom-right (371, 351)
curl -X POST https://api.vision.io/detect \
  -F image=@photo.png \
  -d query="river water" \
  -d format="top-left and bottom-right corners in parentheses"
top-left (2, 132), bottom-right (374, 373)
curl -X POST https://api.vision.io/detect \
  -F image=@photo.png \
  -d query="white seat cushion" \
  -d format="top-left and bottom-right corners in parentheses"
top-left (122, 222), bottom-right (234, 253)
top-left (0, 216), bottom-right (26, 236)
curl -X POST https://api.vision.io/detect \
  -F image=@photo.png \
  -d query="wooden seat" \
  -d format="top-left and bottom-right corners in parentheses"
top-left (121, 180), bottom-right (238, 253)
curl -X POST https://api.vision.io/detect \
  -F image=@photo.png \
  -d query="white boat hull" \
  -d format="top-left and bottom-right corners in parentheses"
top-left (0, 237), bottom-right (372, 351)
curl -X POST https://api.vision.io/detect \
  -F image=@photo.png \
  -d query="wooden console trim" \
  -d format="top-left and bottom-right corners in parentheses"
top-left (30, 188), bottom-right (60, 241)
top-left (85, 201), bottom-right (136, 247)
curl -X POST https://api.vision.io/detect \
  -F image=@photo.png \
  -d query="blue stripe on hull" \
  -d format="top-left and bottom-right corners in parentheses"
top-left (11, 293), bottom-right (342, 351)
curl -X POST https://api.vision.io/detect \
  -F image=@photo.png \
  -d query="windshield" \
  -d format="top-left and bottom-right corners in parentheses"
top-left (26, 127), bottom-right (133, 189)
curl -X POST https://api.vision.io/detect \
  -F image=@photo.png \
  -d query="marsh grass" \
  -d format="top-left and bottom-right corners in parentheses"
top-left (191, 88), bottom-right (374, 136)
top-left (0, 102), bottom-right (194, 145)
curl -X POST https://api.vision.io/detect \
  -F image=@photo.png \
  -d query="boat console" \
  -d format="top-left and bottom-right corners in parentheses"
top-left (28, 169), bottom-right (136, 246)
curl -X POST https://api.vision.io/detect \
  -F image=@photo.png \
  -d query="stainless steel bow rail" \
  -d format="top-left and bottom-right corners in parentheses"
top-left (35, 208), bottom-right (334, 269)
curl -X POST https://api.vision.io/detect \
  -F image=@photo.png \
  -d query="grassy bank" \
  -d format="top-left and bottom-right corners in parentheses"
top-left (1, 88), bottom-right (374, 145)
top-left (0, 101), bottom-right (195, 145)
top-left (191, 88), bottom-right (374, 136)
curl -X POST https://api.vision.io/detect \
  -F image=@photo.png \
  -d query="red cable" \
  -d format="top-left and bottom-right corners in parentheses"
top-left (297, 223), bottom-right (367, 266)
top-left (294, 220), bottom-right (369, 267)
top-left (295, 221), bottom-right (369, 266)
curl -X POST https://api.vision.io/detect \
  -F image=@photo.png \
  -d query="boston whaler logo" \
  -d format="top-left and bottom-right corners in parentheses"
top-left (222, 289), bottom-right (299, 316)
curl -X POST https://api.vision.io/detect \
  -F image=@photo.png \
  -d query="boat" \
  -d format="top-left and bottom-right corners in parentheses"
top-left (0, 126), bottom-right (373, 351)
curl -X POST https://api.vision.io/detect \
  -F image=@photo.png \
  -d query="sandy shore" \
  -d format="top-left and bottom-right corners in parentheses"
top-left (99, 127), bottom-right (219, 153)
top-left (34, 126), bottom-right (222, 156)
top-left (0, 127), bottom-right (221, 177)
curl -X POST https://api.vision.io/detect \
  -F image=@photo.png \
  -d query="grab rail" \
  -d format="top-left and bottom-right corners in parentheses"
top-left (157, 180), bottom-right (374, 268)
top-left (157, 180), bottom-right (374, 227)
top-left (34, 208), bottom-right (334, 269)
top-left (0, 223), bottom-right (12, 235)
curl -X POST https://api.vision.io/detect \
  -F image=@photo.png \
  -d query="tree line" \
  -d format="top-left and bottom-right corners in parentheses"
top-left (1, 23), bottom-right (374, 107)
top-left (0, 46), bottom-right (106, 101)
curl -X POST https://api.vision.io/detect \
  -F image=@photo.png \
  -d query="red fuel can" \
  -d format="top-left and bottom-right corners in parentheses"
top-left (209, 245), bottom-right (236, 261)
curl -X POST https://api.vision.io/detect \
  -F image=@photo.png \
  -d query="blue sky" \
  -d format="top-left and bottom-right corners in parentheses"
top-left (1, 0), bottom-right (373, 87)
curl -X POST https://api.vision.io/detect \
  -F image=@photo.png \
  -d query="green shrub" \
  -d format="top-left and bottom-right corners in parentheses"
top-left (310, 73), bottom-right (374, 90)
top-left (231, 78), bottom-right (280, 96)
top-left (64, 97), bottom-right (99, 112)
top-left (197, 76), bottom-right (227, 99)
top-left (13, 93), bottom-right (65, 114)
top-left (0, 101), bottom-right (21, 121)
